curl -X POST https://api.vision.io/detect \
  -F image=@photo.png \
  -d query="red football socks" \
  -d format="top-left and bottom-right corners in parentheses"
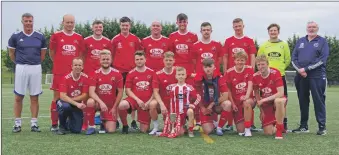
top-left (50, 101), bottom-right (58, 125)
top-left (218, 111), bottom-right (230, 128)
top-left (87, 107), bottom-right (96, 126)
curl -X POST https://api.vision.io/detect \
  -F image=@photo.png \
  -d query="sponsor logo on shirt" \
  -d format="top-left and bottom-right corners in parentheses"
top-left (62, 45), bottom-right (76, 56)
top-left (98, 84), bottom-right (113, 95)
top-left (268, 52), bottom-right (282, 58)
top-left (176, 44), bottom-right (188, 54)
top-left (262, 87), bottom-right (272, 94)
top-left (91, 49), bottom-right (101, 59)
top-left (150, 48), bottom-right (164, 57)
top-left (235, 82), bottom-right (247, 94)
top-left (232, 47), bottom-right (245, 54)
top-left (201, 53), bottom-right (213, 61)
top-left (71, 89), bottom-right (81, 97)
top-left (136, 81), bottom-right (150, 90)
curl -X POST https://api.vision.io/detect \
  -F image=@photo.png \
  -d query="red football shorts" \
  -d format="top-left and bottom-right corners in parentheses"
top-left (98, 103), bottom-right (116, 122)
top-left (124, 97), bottom-right (151, 125)
top-left (50, 74), bottom-right (63, 91)
top-left (261, 96), bottom-right (287, 127)
top-left (232, 100), bottom-right (245, 124)
top-left (200, 108), bottom-right (217, 125)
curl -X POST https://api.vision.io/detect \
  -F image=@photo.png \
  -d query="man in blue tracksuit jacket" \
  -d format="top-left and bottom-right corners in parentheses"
top-left (291, 21), bottom-right (329, 135)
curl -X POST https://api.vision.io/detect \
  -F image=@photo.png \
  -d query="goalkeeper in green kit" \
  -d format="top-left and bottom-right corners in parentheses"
top-left (257, 23), bottom-right (291, 132)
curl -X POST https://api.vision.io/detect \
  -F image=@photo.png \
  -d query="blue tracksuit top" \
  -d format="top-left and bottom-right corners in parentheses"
top-left (292, 35), bottom-right (329, 78)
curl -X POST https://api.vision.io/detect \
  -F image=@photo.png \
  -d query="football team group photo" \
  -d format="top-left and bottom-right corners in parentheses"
top-left (6, 10), bottom-right (331, 142)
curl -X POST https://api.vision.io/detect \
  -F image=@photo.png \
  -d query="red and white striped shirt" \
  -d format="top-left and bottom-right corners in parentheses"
top-left (170, 83), bottom-right (201, 114)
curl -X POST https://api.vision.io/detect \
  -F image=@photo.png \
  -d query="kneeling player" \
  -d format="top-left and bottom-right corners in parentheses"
top-left (226, 51), bottom-right (255, 136)
top-left (86, 50), bottom-right (124, 134)
top-left (149, 51), bottom-right (178, 135)
top-left (118, 51), bottom-right (154, 134)
top-left (160, 67), bottom-right (201, 138)
top-left (253, 54), bottom-right (286, 139)
top-left (195, 58), bottom-right (233, 135)
top-left (56, 57), bottom-right (89, 135)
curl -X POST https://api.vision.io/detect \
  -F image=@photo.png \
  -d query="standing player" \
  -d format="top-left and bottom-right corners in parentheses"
top-left (8, 13), bottom-right (47, 132)
top-left (82, 20), bottom-right (112, 132)
top-left (223, 18), bottom-right (257, 131)
top-left (56, 57), bottom-right (88, 135)
top-left (226, 51), bottom-right (255, 136)
top-left (257, 23), bottom-right (291, 131)
top-left (194, 58), bottom-right (233, 135)
top-left (149, 51), bottom-right (177, 135)
top-left (160, 67), bottom-right (201, 138)
top-left (49, 14), bottom-right (84, 131)
top-left (118, 51), bottom-right (154, 134)
top-left (169, 13), bottom-right (198, 80)
top-left (192, 22), bottom-right (223, 130)
top-left (142, 21), bottom-right (170, 71)
top-left (86, 50), bottom-right (124, 134)
top-left (253, 54), bottom-right (286, 139)
top-left (111, 16), bottom-right (142, 130)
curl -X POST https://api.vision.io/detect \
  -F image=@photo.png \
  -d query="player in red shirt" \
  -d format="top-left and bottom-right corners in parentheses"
top-left (253, 54), bottom-right (286, 139)
top-left (160, 67), bottom-right (201, 138)
top-left (118, 51), bottom-right (154, 134)
top-left (111, 17), bottom-right (142, 130)
top-left (226, 50), bottom-right (255, 137)
top-left (56, 57), bottom-right (88, 135)
top-left (141, 21), bottom-right (170, 71)
top-left (85, 50), bottom-right (124, 134)
top-left (169, 13), bottom-right (198, 79)
top-left (148, 51), bottom-right (177, 135)
top-left (192, 22), bottom-right (223, 130)
top-left (194, 58), bottom-right (233, 135)
top-left (82, 20), bottom-right (113, 131)
top-left (49, 14), bottom-right (85, 132)
top-left (223, 18), bottom-right (257, 131)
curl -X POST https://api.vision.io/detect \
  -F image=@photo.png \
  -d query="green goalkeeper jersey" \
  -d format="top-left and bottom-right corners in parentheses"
top-left (257, 40), bottom-right (291, 76)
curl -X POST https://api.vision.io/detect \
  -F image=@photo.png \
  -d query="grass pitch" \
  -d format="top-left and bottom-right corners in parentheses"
top-left (1, 84), bottom-right (339, 155)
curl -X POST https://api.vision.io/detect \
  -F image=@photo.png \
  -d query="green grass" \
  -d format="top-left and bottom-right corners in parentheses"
top-left (1, 84), bottom-right (339, 155)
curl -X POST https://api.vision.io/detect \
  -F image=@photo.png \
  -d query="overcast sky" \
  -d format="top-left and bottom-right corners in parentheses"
top-left (2, 1), bottom-right (339, 49)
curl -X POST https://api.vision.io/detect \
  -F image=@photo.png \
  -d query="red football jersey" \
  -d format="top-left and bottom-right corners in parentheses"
top-left (141, 35), bottom-right (170, 71)
top-left (111, 33), bottom-right (142, 73)
top-left (253, 67), bottom-right (283, 99)
top-left (59, 72), bottom-right (89, 98)
top-left (192, 40), bottom-right (223, 73)
top-left (89, 67), bottom-right (123, 108)
top-left (223, 36), bottom-right (257, 69)
top-left (125, 67), bottom-right (154, 102)
top-left (168, 31), bottom-right (198, 70)
top-left (170, 84), bottom-right (200, 114)
top-left (152, 67), bottom-right (177, 101)
top-left (83, 35), bottom-right (112, 74)
top-left (226, 66), bottom-right (254, 101)
top-left (49, 31), bottom-right (84, 75)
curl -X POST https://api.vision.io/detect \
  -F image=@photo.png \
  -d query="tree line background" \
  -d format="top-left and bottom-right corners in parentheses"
top-left (2, 18), bottom-right (339, 84)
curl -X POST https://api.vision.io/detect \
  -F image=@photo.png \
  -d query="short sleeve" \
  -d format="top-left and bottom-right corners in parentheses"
top-left (191, 44), bottom-right (198, 60)
top-left (152, 72), bottom-right (160, 89)
top-left (273, 70), bottom-right (283, 87)
top-left (116, 73), bottom-right (124, 89)
top-left (78, 37), bottom-right (85, 56)
top-left (136, 37), bottom-right (143, 50)
top-left (217, 42), bottom-right (223, 58)
top-left (59, 76), bottom-right (67, 93)
top-left (252, 74), bottom-right (259, 86)
top-left (49, 33), bottom-right (57, 51)
top-left (247, 68), bottom-right (254, 81)
top-left (223, 39), bottom-right (229, 56)
top-left (41, 35), bottom-right (47, 49)
top-left (249, 38), bottom-right (257, 55)
top-left (125, 72), bottom-right (133, 88)
top-left (8, 33), bottom-right (17, 49)
top-left (225, 70), bottom-right (232, 84)
top-left (82, 77), bottom-right (89, 93)
top-left (88, 72), bottom-right (97, 87)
